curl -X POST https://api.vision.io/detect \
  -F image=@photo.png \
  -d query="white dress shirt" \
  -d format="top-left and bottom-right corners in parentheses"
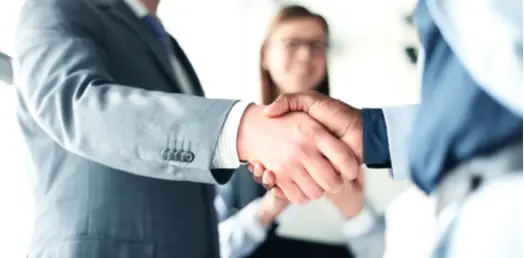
top-left (124, 0), bottom-right (249, 169)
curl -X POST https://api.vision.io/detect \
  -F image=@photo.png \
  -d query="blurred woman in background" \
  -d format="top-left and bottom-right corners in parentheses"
top-left (215, 5), bottom-right (385, 258)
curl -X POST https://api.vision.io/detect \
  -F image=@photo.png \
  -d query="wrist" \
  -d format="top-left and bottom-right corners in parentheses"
top-left (255, 206), bottom-right (278, 227)
top-left (213, 101), bottom-right (252, 169)
top-left (341, 207), bottom-right (377, 237)
top-left (236, 104), bottom-right (264, 162)
top-left (338, 204), bottom-right (365, 219)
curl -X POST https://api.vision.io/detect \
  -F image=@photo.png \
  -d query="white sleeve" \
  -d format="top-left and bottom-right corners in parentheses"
top-left (212, 101), bottom-right (252, 169)
top-left (381, 105), bottom-right (419, 180)
top-left (342, 207), bottom-right (386, 258)
top-left (218, 198), bottom-right (269, 258)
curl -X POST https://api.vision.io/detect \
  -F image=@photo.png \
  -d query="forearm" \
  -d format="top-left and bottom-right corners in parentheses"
top-left (23, 79), bottom-right (237, 183)
top-left (16, 1), bottom-right (238, 184)
top-left (218, 199), bottom-right (270, 258)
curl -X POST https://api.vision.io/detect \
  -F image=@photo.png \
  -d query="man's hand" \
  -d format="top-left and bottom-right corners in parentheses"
top-left (237, 104), bottom-right (359, 204)
top-left (248, 92), bottom-right (364, 200)
top-left (265, 92), bottom-right (363, 163)
top-left (250, 162), bottom-right (365, 218)
top-left (256, 191), bottom-right (290, 227)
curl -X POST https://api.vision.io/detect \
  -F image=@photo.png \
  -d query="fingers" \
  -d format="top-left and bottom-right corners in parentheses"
top-left (271, 186), bottom-right (286, 199)
top-left (262, 168), bottom-right (319, 202)
top-left (289, 167), bottom-right (324, 200)
top-left (316, 132), bottom-right (360, 181)
top-left (278, 180), bottom-right (309, 204)
top-left (261, 170), bottom-right (286, 199)
top-left (264, 92), bottom-right (363, 164)
top-left (252, 162), bottom-right (322, 202)
top-left (264, 92), bottom-right (327, 117)
top-left (263, 94), bottom-right (292, 117)
top-left (252, 174), bottom-right (262, 184)
top-left (262, 168), bottom-right (276, 190)
top-left (250, 164), bottom-right (303, 203)
top-left (252, 162), bottom-right (264, 178)
top-left (303, 152), bottom-right (344, 194)
top-left (250, 162), bottom-right (265, 183)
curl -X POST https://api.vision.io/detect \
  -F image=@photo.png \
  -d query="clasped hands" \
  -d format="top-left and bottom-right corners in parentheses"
top-left (236, 92), bottom-right (364, 204)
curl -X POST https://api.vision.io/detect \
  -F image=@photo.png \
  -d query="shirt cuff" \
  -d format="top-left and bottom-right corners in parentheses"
top-left (341, 207), bottom-right (377, 238)
top-left (361, 108), bottom-right (392, 168)
top-left (236, 198), bottom-right (270, 242)
top-left (212, 101), bottom-right (252, 169)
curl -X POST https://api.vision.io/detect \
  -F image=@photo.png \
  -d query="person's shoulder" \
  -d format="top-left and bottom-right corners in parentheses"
top-left (18, 0), bottom-right (103, 34)
top-left (22, 0), bottom-right (88, 13)
top-left (21, 0), bottom-right (105, 20)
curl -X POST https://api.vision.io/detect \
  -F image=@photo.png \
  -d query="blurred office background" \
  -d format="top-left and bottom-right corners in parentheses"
top-left (0, 0), bottom-right (424, 257)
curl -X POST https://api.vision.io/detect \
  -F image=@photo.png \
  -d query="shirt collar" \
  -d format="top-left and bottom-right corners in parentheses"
top-left (123, 0), bottom-right (149, 18)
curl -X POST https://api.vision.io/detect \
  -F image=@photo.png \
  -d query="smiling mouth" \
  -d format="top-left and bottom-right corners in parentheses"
top-left (296, 70), bottom-right (312, 77)
top-left (293, 67), bottom-right (311, 74)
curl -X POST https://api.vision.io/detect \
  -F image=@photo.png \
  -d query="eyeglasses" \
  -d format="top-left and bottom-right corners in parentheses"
top-left (277, 38), bottom-right (328, 55)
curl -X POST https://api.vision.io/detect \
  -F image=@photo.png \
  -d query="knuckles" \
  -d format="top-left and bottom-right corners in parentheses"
top-left (294, 119), bottom-right (326, 143)
top-left (309, 188), bottom-right (324, 200)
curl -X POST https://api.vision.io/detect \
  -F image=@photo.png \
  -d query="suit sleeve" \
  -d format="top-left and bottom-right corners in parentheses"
top-left (14, 0), bottom-right (235, 184)
top-left (361, 108), bottom-right (392, 168)
top-left (361, 105), bottom-right (418, 180)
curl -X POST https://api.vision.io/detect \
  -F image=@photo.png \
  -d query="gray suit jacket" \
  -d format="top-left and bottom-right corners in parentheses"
top-left (15, 0), bottom-right (236, 257)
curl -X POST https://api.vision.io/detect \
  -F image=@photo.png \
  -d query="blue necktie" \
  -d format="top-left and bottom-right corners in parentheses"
top-left (142, 15), bottom-right (195, 95)
top-left (142, 15), bottom-right (173, 57)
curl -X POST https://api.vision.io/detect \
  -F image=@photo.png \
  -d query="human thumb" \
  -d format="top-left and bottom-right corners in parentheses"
top-left (264, 92), bottom-right (323, 117)
top-left (263, 94), bottom-right (292, 117)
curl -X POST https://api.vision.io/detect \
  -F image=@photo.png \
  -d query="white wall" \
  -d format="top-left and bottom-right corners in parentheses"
top-left (0, 2), bottom-right (33, 257)
top-left (0, 85), bottom-right (34, 258)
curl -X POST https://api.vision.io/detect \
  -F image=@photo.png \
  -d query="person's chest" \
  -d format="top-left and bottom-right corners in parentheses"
top-left (94, 11), bottom-right (203, 96)
top-left (409, 0), bottom-right (522, 193)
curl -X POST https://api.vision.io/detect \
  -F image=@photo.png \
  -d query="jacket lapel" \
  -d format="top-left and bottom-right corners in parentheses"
top-left (107, 1), bottom-right (178, 90)
top-left (168, 37), bottom-right (206, 97)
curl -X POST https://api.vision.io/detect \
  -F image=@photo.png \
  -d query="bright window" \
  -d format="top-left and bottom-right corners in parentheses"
top-left (0, 84), bottom-right (34, 258)
top-left (0, 2), bottom-right (33, 257)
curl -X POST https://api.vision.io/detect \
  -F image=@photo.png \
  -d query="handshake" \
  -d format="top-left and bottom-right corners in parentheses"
top-left (236, 92), bottom-right (364, 204)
